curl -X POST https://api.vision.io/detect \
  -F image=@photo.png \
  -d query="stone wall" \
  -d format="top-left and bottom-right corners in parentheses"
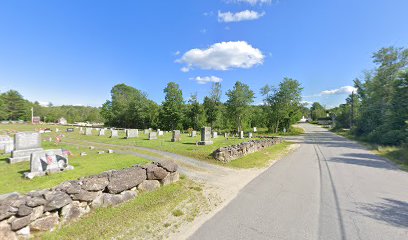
top-left (0, 160), bottom-right (180, 239)
top-left (212, 138), bottom-right (283, 163)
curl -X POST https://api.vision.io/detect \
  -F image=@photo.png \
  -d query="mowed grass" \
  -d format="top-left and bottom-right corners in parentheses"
top-left (41, 178), bottom-right (207, 240)
top-left (0, 142), bottom-right (149, 194)
top-left (229, 142), bottom-right (294, 169)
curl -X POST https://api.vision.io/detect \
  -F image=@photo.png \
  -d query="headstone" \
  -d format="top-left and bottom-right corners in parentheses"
top-left (79, 127), bottom-right (84, 134)
top-left (158, 131), bottom-right (164, 136)
top-left (283, 128), bottom-right (287, 133)
top-left (24, 149), bottom-right (73, 179)
top-left (148, 132), bottom-right (157, 140)
top-left (8, 132), bottom-right (43, 164)
top-left (239, 131), bottom-right (244, 139)
top-left (66, 128), bottom-right (74, 132)
top-left (224, 133), bottom-right (229, 138)
top-left (212, 132), bottom-right (218, 138)
top-left (144, 129), bottom-right (149, 134)
top-left (55, 128), bottom-right (59, 133)
top-left (191, 131), bottom-right (197, 137)
top-left (248, 132), bottom-right (253, 138)
top-left (85, 128), bottom-right (92, 136)
top-left (126, 129), bottom-right (138, 139)
top-left (80, 152), bottom-right (87, 156)
top-left (198, 127), bottom-right (213, 145)
top-left (171, 130), bottom-right (181, 142)
top-left (107, 149), bottom-right (114, 154)
top-left (99, 129), bottom-right (105, 136)
top-left (253, 127), bottom-right (257, 132)
top-left (0, 135), bottom-right (13, 154)
top-left (110, 130), bottom-right (118, 138)
top-left (97, 151), bottom-right (105, 154)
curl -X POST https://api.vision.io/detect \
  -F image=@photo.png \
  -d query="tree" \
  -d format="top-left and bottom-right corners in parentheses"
top-left (1, 90), bottom-right (29, 120)
top-left (159, 82), bottom-right (184, 130)
top-left (0, 94), bottom-right (7, 120)
top-left (263, 78), bottom-right (303, 132)
top-left (187, 93), bottom-right (202, 130)
top-left (225, 81), bottom-right (255, 132)
top-left (310, 102), bottom-right (326, 121)
top-left (203, 82), bottom-right (222, 128)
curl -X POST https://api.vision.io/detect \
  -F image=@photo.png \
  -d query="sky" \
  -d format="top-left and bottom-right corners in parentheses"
top-left (1, 0), bottom-right (408, 108)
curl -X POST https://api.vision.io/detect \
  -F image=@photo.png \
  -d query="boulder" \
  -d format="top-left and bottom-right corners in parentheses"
top-left (0, 205), bottom-right (16, 221)
top-left (30, 206), bottom-right (44, 221)
top-left (71, 190), bottom-right (101, 202)
top-left (81, 175), bottom-right (109, 191)
top-left (160, 172), bottom-right (180, 186)
top-left (60, 202), bottom-right (85, 223)
top-left (10, 215), bottom-right (31, 231)
top-left (102, 191), bottom-right (137, 207)
top-left (145, 164), bottom-right (169, 180)
top-left (17, 205), bottom-right (33, 217)
top-left (107, 167), bottom-right (146, 194)
top-left (137, 180), bottom-right (160, 192)
top-left (26, 197), bottom-right (46, 207)
top-left (44, 191), bottom-right (72, 212)
top-left (30, 212), bottom-right (59, 232)
top-left (155, 159), bottom-right (178, 172)
top-left (0, 220), bottom-right (17, 240)
top-left (15, 225), bottom-right (30, 237)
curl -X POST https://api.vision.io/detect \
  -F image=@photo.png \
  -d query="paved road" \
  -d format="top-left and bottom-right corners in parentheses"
top-left (189, 123), bottom-right (408, 240)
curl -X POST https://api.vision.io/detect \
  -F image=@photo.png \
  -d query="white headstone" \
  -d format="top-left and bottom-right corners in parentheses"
top-left (9, 132), bottom-right (43, 164)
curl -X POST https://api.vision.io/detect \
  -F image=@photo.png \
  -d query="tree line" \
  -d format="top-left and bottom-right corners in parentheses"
top-left (0, 90), bottom-right (103, 123)
top-left (330, 46), bottom-right (408, 145)
top-left (101, 78), bottom-right (304, 132)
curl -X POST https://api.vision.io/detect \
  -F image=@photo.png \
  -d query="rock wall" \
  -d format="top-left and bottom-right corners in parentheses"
top-left (0, 159), bottom-right (180, 239)
top-left (212, 138), bottom-right (283, 163)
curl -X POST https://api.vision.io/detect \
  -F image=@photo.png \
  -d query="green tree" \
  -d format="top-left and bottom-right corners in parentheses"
top-left (310, 102), bottom-right (327, 121)
top-left (186, 93), bottom-right (202, 130)
top-left (1, 90), bottom-right (29, 120)
top-left (159, 82), bottom-right (184, 130)
top-left (203, 82), bottom-right (222, 128)
top-left (225, 81), bottom-right (255, 132)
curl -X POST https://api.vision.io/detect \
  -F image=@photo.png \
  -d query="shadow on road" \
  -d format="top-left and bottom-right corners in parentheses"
top-left (328, 155), bottom-right (397, 170)
top-left (354, 198), bottom-right (408, 229)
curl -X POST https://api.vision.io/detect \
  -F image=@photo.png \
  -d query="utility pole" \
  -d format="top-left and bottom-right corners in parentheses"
top-left (350, 91), bottom-right (354, 128)
top-left (31, 107), bottom-right (34, 124)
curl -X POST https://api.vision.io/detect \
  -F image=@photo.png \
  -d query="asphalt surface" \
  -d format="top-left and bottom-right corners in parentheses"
top-left (189, 123), bottom-right (408, 240)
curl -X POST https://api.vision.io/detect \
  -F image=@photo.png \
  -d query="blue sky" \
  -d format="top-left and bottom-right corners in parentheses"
top-left (1, 0), bottom-right (407, 108)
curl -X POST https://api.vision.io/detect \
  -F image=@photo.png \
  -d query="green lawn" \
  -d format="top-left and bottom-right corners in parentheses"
top-left (41, 178), bottom-right (208, 240)
top-left (0, 142), bottom-right (149, 194)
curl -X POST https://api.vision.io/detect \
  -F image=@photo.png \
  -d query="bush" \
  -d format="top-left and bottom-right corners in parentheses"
top-left (369, 129), bottom-right (408, 145)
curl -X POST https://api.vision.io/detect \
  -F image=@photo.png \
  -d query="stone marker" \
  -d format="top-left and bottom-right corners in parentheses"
top-left (198, 127), bottom-right (213, 145)
top-left (110, 130), bottom-right (118, 138)
top-left (55, 128), bottom-right (59, 133)
top-left (107, 149), bottom-right (114, 154)
top-left (8, 132), bottom-right (43, 164)
top-left (212, 131), bottom-right (218, 138)
top-left (97, 151), bottom-right (105, 155)
top-left (239, 131), bottom-right (244, 139)
top-left (224, 133), bottom-right (229, 138)
top-left (125, 129), bottom-right (138, 139)
top-left (98, 129), bottom-right (105, 136)
top-left (66, 128), bottom-right (74, 132)
top-left (0, 135), bottom-right (13, 154)
top-left (85, 128), bottom-right (92, 136)
top-left (79, 127), bottom-right (84, 134)
top-left (144, 129), bottom-right (149, 134)
top-left (191, 131), bottom-right (197, 137)
top-left (148, 132), bottom-right (157, 140)
top-left (158, 131), bottom-right (164, 136)
top-left (24, 149), bottom-right (73, 179)
top-left (253, 127), bottom-right (257, 132)
top-left (171, 130), bottom-right (181, 142)
top-left (248, 132), bottom-right (253, 138)
top-left (80, 152), bottom-right (87, 156)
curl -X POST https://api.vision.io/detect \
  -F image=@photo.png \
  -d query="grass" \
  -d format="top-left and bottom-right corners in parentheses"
top-left (331, 128), bottom-right (408, 171)
top-left (41, 178), bottom-right (208, 240)
top-left (228, 142), bottom-right (294, 169)
top-left (0, 143), bottom-right (149, 194)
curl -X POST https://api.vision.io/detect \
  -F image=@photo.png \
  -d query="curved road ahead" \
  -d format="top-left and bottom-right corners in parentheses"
top-left (189, 123), bottom-right (408, 240)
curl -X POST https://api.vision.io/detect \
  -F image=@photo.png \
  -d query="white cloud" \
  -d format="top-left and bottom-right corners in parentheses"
top-left (178, 41), bottom-right (264, 72)
top-left (174, 51), bottom-right (180, 56)
top-left (38, 101), bottom-right (50, 107)
top-left (218, 10), bottom-right (265, 23)
top-left (190, 76), bottom-right (223, 84)
top-left (301, 101), bottom-right (313, 106)
top-left (228, 0), bottom-right (272, 5)
top-left (320, 86), bottom-right (357, 95)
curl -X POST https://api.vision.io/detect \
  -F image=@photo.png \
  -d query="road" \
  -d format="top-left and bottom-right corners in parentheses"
top-left (189, 123), bottom-right (408, 240)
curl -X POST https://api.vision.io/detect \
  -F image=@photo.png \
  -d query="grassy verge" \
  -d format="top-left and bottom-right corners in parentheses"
top-left (41, 178), bottom-right (208, 240)
top-left (331, 128), bottom-right (408, 171)
top-left (0, 143), bottom-right (149, 194)
top-left (229, 142), bottom-right (294, 169)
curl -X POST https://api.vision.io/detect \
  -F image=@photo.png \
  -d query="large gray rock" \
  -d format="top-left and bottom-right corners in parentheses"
top-left (156, 160), bottom-right (178, 172)
top-left (161, 172), bottom-right (180, 186)
top-left (137, 180), bottom-right (160, 192)
top-left (71, 190), bottom-right (101, 202)
top-left (145, 164), bottom-right (169, 180)
top-left (17, 205), bottom-right (32, 217)
top-left (0, 206), bottom-right (17, 221)
top-left (30, 212), bottom-right (59, 232)
top-left (26, 196), bottom-right (46, 207)
top-left (107, 167), bottom-right (146, 194)
top-left (44, 191), bottom-right (72, 211)
top-left (102, 191), bottom-right (137, 207)
top-left (81, 175), bottom-right (109, 191)
top-left (10, 215), bottom-right (31, 230)
top-left (60, 201), bottom-right (86, 223)
top-left (0, 220), bottom-right (17, 240)
top-left (30, 206), bottom-right (44, 221)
